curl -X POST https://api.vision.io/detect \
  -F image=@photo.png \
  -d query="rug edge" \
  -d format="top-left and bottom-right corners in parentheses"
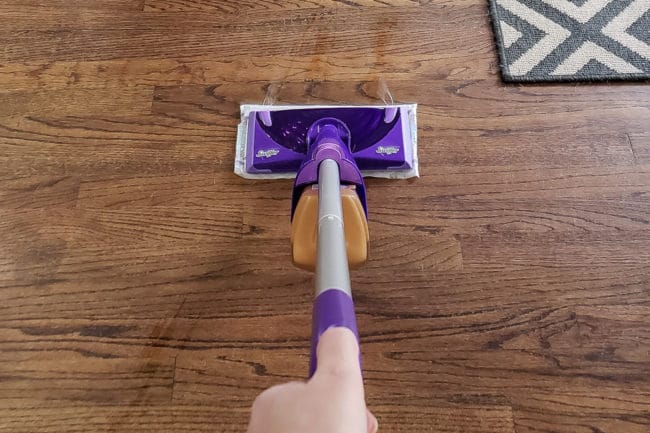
top-left (486, 0), bottom-right (650, 84)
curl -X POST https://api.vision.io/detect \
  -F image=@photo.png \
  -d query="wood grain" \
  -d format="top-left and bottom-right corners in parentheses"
top-left (150, 81), bottom-right (650, 133)
top-left (0, 115), bottom-right (231, 178)
top-left (0, 6), bottom-right (493, 62)
top-left (0, 357), bottom-right (174, 407)
top-left (143, 0), bottom-right (452, 13)
top-left (1, 0), bottom-right (649, 432)
top-left (0, 87), bottom-right (154, 117)
top-left (2, 0), bottom-right (144, 10)
top-left (0, 55), bottom-right (494, 92)
top-left (629, 133), bottom-right (649, 163)
top-left (0, 406), bottom-right (250, 433)
top-left (0, 176), bottom-right (80, 209)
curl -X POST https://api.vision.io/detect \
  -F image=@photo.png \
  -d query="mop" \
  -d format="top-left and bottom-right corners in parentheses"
top-left (235, 103), bottom-right (418, 376)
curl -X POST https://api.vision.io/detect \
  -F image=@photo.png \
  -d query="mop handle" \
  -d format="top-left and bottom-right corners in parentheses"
top-left (309, 159), bottom-right (360, 378)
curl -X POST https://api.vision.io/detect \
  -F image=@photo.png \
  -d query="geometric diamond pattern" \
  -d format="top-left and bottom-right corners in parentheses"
top-left (489, 0), bottom-right (650, 81)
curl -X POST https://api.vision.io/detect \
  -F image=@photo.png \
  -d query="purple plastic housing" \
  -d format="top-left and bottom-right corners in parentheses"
top-left (290, 118), bottom-right (369, 218)
top-left (245, 106), bottom-right (413, 218)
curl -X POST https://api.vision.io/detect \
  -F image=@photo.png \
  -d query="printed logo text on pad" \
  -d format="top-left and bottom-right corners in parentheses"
top-left (376, 146), bottom-right (400, 155)
top-left (256, 149), bottom-right (280, 158)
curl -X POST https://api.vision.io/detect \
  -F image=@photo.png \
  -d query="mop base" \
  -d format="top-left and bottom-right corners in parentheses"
top-left (234, 104), bottom-right (419, 180)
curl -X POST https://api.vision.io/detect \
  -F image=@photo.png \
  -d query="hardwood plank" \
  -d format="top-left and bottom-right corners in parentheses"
top-left (0, 115), bottom-right (232, 178)
top-left (76, 174), bottom-right (292, 208)
top-left (75, 165), bottom-right (650, 209)
top-left (0, 258), bottom-right (647, 321)
top-left (0, 55), bottom-right (494, 91)
top-left (0, 235), bottom-right (459, 289)
top-left (367, 198), bottom-right (650, 235)
top-left (151, 82), bottom-right (650, 134)
top-left (175, 351), bottom-right (516, 432)
top-left (0, 406), bottom-right (250, 433)
top-left (372, 405), bottom-right (515, 433)
top-left (8, 116), bottom-right (636, 175)
top-left (0, 356), bottom-right (174, 407)
top-left (0, 114), bottom-right (637, 179)
top-left (361, 303), bottom-right (650, 355)
top-left (2, 305), bottom-right (646, 390)
top-left (0, 208), bottom-right (244, 246)
top-left (461, 232), bottom-right (650, 271)
top-left (143, 0), bottom-right (463, 13)
top-left (0, 273), bottom-right (312, 321)
top-left (244, 195), bottom-right (650, 238)
top-left (0, 176), bottom-right (79, 208)
top-left (2, 1), bottom-right (144, 10)
top-left (511, 392), bottom-right (650, 433)
top-left (2, 303), bottom-right (647, 382)
top-left (6, 404), bottom-right (510, 433)
top-left (424, 130), bottom-right (635, 167)
top-left (0, 241), bottom-right (292, 285)
top-left (0, 6), bottom-right (493, 62)
top-left (0, 292), bottom-right (645, 429)
top-left (355, 268), bottom-right (650, 320)
top-left (0, 318), bottom-right (313, 359)
top-left (366, 343), bottom-right (650, 390)
top-left (0, 3), bottom-right (483, 33)
top-left (0, 178), bottom-right (459, 283)
top-left (172, 350), bottom-right (303, 404)
top-left (2, 277), bottom-right (647, 350)
top-left (372, 165), bottom-right (650, 200)
top-left (3, 303), bottom-right (645, 416)
top-left (0, 88), bottom-right (153, 117)
top-left (152, 80), bottom-right (650, 117)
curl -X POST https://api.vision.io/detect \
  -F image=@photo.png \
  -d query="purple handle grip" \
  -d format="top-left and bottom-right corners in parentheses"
top-left (309, 289), bottom-right (360, 377)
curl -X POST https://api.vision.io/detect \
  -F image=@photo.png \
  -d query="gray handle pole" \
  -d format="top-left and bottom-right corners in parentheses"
top-left (315, 159), bottom-right (351, 297)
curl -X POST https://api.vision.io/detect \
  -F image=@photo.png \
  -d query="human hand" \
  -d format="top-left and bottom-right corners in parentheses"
top-left (246, 327), bottom-right (378, 433)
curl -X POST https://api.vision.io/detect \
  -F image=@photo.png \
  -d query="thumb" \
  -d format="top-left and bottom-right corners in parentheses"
top-left (313, 327), bottom-right (362, 383)
top-left (311, 327), bottom-right (369, 433)
top-left (367, 410), bottom-right (378, 433)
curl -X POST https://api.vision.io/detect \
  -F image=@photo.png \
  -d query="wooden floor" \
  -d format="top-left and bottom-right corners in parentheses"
top-left (1, 1), bottom-right (649, 432)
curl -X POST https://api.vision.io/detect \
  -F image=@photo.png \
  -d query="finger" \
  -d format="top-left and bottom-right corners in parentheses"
top-left (367, 410), bottom-right (378, 433)
top-left (313, 327), bottom-right (362, 383)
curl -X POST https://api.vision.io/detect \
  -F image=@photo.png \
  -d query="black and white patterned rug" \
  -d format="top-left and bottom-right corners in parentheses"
top-left (489, 0), bottom-right (650, 82)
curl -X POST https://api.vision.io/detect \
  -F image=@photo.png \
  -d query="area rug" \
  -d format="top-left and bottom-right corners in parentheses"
top-left (489, 0), bottom-right (650, 82)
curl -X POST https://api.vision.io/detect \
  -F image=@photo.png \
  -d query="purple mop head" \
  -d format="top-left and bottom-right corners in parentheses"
top-left (235, 104), bottom-right (418, 179)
